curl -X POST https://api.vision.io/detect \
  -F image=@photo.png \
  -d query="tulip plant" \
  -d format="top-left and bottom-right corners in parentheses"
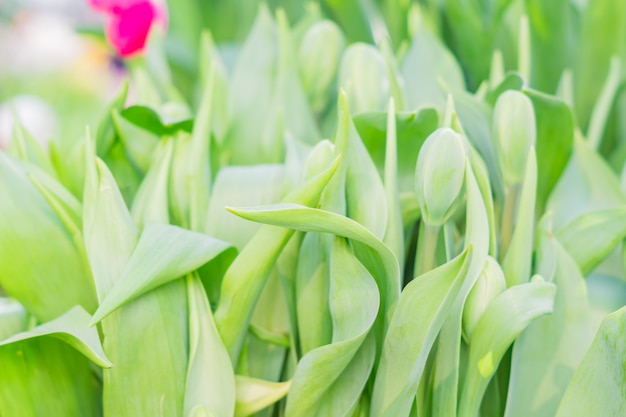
top-left (0, 0), bottom-right (625, 416)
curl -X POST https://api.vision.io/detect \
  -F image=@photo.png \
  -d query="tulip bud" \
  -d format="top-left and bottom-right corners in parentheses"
top-left (415, 127), bottom-right (466, 226)
top-left (338, 43), bottom-right (389, 114)
top-left (492, 90), bottom-right (536, 186)
top-left (299, 21), bottom-right (345, 112)
top-left (303, 139), bottom-right (336, 181)
top-left (462, 256), bottom-right (506, 339)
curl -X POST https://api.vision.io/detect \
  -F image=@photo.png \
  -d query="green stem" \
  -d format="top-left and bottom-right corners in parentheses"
top-left (443, 221), bottom-right (456, 262)
top-left (415, 222), bottom-right (440, 276)
top-left (499, 185), bottom-right (518, 262)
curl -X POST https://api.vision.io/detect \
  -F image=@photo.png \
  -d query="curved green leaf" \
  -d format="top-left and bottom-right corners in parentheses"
top-left (555, 305), bottom-right (626, 417)
top-left (236, 376), bottom-right (291, 417)
top-left (459, 281), bottom-right (556, 417)
top-left (215, 156), bottom-right (340, 364)
top-left (185, 275), bottom-right (235, 417)
top-left (90, 224), bottom-right (232, 325)
top-left (285, 237), bottom-right (379, 416)
top-left (0, 306), bottom-right (110, 368)
top-left (370, 247), bottom-right (472, 417)
top-left (505, 226), bottom-right (594, 417)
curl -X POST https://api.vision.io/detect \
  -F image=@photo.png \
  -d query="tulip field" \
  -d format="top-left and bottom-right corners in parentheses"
top-left (0, 0), bottom-right (625, 416)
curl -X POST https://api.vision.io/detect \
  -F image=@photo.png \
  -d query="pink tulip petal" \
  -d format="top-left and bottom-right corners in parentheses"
top-left (105, 0), bottom-right (156, 57)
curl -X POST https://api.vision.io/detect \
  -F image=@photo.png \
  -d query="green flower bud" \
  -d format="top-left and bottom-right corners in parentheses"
top-left (415, 127), bottom-right (466, 226)
top-left (492, 90), bottom-right (536, 186)
top-left (303, 139), bottom-right (336, 181)
top-left (462, 256), bottom-right (506, 339)
top-left (299, 21), bottom-right (345, 112)
top-left (338, 43), bottom-right (389, 114)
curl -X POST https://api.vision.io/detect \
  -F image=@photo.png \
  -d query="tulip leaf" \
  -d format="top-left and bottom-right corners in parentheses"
top-left (121, 105), bottom-right (194, 136)
top-left (0, 152), bottom-right (96, 322)
top-left (215, 156), bottom-right (340, 364)
top-left (184, 275), bottom-right (235, 417)
top-left (235, 376), bottom-right (291, 417)
top-left (90, 224), bottom-right (233, 325)
top-left (226, 203), bottom-right (401, 330)
top-left (503, 149), bottom-right (537, 287)
top-left (0, 305), bottom-right (111, 368)
top-left (505, 226), bottom-right (594, 417)
top-left (555, 305), bottom-right (626, 417)
top-left (557, 207), bottom-right (626, 274)
top-left (285, 237), bottom-right (379, 416)
top-left (370, 247), bottom-right (472, 417)
top-left (458, 281), bottom-right (556, 417)
top-left (524, 89), bottom-right (574, 210)
top-left (548, 135), bottom-right (626, 230)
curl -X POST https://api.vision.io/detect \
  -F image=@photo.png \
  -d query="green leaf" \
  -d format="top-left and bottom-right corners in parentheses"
top-left (90, 224), bottom-right (232, 325)
top-left (0, 152), bottom-right (96, 322)
top-left (0, 338), bottom-right (101, 416)
top-left (524, 89), bottom-right (574, 210)
top-left (383, 99), bottom-right (405, 268)
top-left (7, 120), bottom-right (56, 176)
top-left (0, 306), bottom-right (111, 368)
top-left (557, 207), bottom-right (626, 274)
top-left (206, 165), bottom-right (286, 250)
top-left (0, 298), bottom-right (27, 341)
top-left (353, 110), bottom-right (438, 194)
top-left (225, 203), bottom-right (400, 332)
top-left (431, 162), bottom-right (491, 417)
top-left (574, 0), bottom-right (626, 130)
top-left (370, 248), bottom-right (472, 417)
top-left (215, 156), bottom-right (340, 364)
top-left (525, 0), bottom-right (574, 92)
top-left (295, 232), bottom-right (332, 355)
top-left (458, 281), bottom-right (556, 417)
top-left (235, 376), bottom-right (291, 417)
top-left (502, 149), bottom-right (537, 287)
top-left (96, 80), bottom-right (128, 156)
top-left (505, 224), bottom-right (594, 417)
top-left (555, 305), bottom-right (626, 417)
top-left (485, 72), bottom-right (524, 106)
top-left (0, 305), bottom-right (110, 416)
top-left (170, 66), bottom-right (214, 232)
top-left (285, 237), bottom-right (378, 416)
top-left (121, 105), bottom-right (194, 136)
top-left (131, 138), bottom-right (175, 227)
top-left (401, 6), bottom-right (466, 111)
top-left (84, 132), bottom-right (188, 417)
top-left (185, 275), bottom-right (235, 417)
top-left (224, 5), bottom-right (279, 165)
top-left (548, 135), bottom-right (626, 230)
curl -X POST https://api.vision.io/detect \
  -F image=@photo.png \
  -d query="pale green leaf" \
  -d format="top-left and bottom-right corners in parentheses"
top-left (557, 207), bottom-right (626, 274)
top-left (459, 281), bottom-right (556, 417)
top-left (91, 224), bottom-right (232, 325)
top-left (503, 149), bottom-right (537, 287)
top-left (235, 376), bottom-right (291, 417)
top-left (215, 156), bottom-right (340, 364)
top-left (370, 248), bottom-right (472, 417)
top-left (185, 275), bottom-right (235, 417)
top-left (505, 226), bottom-right (594, 417)
top-left (285, 237), bottom-right (378, 416)
top-left (555, 305), bottom-right (626, 417)
top-left (0, 306), bottom-right (111, 368)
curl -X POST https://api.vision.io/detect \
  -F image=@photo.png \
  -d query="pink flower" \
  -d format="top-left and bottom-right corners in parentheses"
top-left (88, 0), bottom-right (167, 58)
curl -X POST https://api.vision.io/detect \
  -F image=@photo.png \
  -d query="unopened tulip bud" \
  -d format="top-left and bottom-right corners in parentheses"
top-left (492, 90), bottom-right (536, 186)
top-left (463, 256), bottom-right (506, 339)
top-left (415, 127), bottom-right (466, 227)
top-left (299, 21), bottom-right (345, 112)
top-left (338, 43), bottom-right (389, 114)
